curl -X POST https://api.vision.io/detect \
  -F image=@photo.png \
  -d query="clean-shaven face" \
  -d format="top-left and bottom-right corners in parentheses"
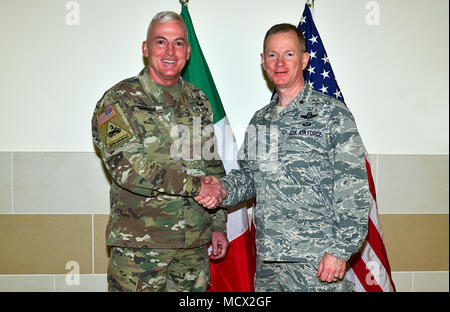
top-left (142, 19), bottom-right (191, 86)
top-left (261, 30), bottom-right (309, 90)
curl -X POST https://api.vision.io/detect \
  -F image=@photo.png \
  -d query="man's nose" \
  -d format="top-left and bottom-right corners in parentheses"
top-left (166, 42), bottom-right (175, 56)
top-left (276, 56), bottom-right (285, 67)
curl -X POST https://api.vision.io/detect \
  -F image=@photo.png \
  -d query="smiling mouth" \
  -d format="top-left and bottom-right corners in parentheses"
top-left (162, 59), bottom-right (176, 64)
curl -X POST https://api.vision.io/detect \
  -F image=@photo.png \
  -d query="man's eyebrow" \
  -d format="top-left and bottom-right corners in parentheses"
top-left (266, 50), bottom-right (295, 54)
top-left (154, 36), bottom-right (186, 41)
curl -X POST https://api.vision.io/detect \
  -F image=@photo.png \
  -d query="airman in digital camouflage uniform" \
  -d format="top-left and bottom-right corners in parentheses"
top-left (198, 24), bottom-right (370, 292)
top-left (92, 11), bottom-right (228, 292)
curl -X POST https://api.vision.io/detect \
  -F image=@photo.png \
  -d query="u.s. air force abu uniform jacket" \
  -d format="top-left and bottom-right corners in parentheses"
top-left (220, 83), bottom-right (370, 264)
top-left (92, 68), bottom-right (227, 249)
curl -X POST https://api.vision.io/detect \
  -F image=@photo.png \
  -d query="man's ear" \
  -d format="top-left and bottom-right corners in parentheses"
top-left (302, 51), bottom-right (310, 70)
top-left (186, 43), bottom-right (191, 61)
top-left (260, 53), bottom-right (266, 70)
top-left (142, 41), bottom-right (148, 58)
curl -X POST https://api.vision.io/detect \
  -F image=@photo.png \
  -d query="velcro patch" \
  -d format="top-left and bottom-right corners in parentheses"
top-left (105, 121), bottom-right (132, 150)
top-left (282, 128), bottom-right (323, 137)
top-left (97, 105), bottom-right (116, 127)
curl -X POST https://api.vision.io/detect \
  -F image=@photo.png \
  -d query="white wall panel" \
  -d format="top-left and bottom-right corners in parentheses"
top-left (0, 0), bottom-right (448, 154)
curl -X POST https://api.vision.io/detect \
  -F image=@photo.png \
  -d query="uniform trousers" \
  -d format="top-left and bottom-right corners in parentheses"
top-left (107, 245), bottom-right (210, 292)
top-left (254, 257), bottom-right (353, 292)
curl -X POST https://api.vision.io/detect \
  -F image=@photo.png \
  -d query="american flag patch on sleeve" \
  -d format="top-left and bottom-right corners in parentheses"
top-left (97, 105), bottom-right (116, 127)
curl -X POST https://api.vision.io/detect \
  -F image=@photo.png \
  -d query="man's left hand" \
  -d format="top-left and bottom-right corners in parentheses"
top-left (316, 252), bottom-right (346, 283)
top-left (210, 232), bottom-right (229, 260)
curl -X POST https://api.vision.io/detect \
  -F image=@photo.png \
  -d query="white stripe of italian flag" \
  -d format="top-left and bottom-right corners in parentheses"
top-left (181, 5), bottom-right (256, 292)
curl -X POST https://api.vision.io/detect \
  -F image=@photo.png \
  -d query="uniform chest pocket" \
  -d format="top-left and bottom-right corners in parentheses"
top-left (282, 139), bottom-right (310, 152)
top-left (131, 105), bottom-right (171, 138)
top-left (281, 134), bottom-right (327, 157)
top-left (279, 135), bottom-right (330, 182)
top-left (279, 135), bottom-right (332, 187)
top-left (190, 102), bottom-right (210, 115)
top-left (281, 137), bottom-right (318, 161)
top-left (186, 103), bottom-right (213, 132)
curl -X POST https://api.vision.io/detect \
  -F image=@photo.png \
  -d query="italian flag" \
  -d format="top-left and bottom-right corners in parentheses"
top-left (181, 4), bottom-right (256, 292)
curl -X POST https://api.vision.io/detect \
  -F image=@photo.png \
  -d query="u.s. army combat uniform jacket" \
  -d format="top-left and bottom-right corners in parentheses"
top-left (92, 68), bottom-right (227, 249)
top-left (220, 83), bottom-right (370, 266)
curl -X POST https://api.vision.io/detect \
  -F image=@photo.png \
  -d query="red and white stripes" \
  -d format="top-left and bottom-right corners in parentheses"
top-left (345, 158), bottom-right (396, 292)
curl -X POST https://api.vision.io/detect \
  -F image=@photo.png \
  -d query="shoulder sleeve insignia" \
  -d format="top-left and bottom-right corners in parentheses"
top-left (105, 121), bottom-right (132, 150)
top-left (97, 103), bottom-right (134, 151)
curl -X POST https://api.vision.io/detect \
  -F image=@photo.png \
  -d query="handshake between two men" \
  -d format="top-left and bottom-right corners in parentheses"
top-left (195, 176), bottom-right (226, 210)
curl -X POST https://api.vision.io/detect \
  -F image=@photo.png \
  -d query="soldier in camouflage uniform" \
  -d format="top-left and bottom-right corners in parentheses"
top-left (199, 24), bottom-right (370, 292)
top-left (92, 11), bottom-right (228, 292)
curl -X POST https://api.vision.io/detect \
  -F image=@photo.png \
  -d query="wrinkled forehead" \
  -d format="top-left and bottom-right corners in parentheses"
top-left (147, 19), bottom-right (188, 41)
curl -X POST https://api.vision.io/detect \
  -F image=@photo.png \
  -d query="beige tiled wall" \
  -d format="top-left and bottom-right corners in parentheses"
top-left (379, 214), bottom-right (449, 271)
top-left (93, 214), bottom-right (110, 274)
top-left (373, 155), bottom-right (449, 214)
top-left (0, 152), bottom-right (448, 292)
top-left (0, 275), bottom-right (109, 292)
top-left (0, 214), bottom-right (93, 274)
top-left (0, 152), bottom-right (12, 214)
top-left (12, 152), bottom-right (110, 214)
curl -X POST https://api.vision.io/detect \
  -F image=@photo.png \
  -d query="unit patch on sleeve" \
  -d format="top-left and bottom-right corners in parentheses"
top-left (97, 105), bottom-right (117, 127)
top-left (105, 121), bottom-right (132, 150)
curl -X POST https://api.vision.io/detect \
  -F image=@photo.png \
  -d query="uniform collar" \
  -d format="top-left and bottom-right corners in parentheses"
top-left (267, 82), bottom-right (312, 119)
top-left (138, 67), bottom-right (186, 104)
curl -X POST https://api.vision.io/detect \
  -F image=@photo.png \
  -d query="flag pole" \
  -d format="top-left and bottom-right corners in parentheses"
top-left (306, 0), bottom-right (315, 16)
top-left (179, 0), bottom-right (189, 7)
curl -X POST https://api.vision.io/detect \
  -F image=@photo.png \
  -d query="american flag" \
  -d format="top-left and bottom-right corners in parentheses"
top-left (298, 3), bottom-right (396, 292)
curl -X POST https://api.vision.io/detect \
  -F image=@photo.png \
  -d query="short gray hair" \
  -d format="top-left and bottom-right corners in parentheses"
top-left (146, 11), bottom-right (186, 39)
top-left (263, 23), bottom-right (306, 53)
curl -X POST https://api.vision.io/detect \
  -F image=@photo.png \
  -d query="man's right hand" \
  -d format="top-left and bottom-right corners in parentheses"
top-left (195, 176), bottom-right (226, 209)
